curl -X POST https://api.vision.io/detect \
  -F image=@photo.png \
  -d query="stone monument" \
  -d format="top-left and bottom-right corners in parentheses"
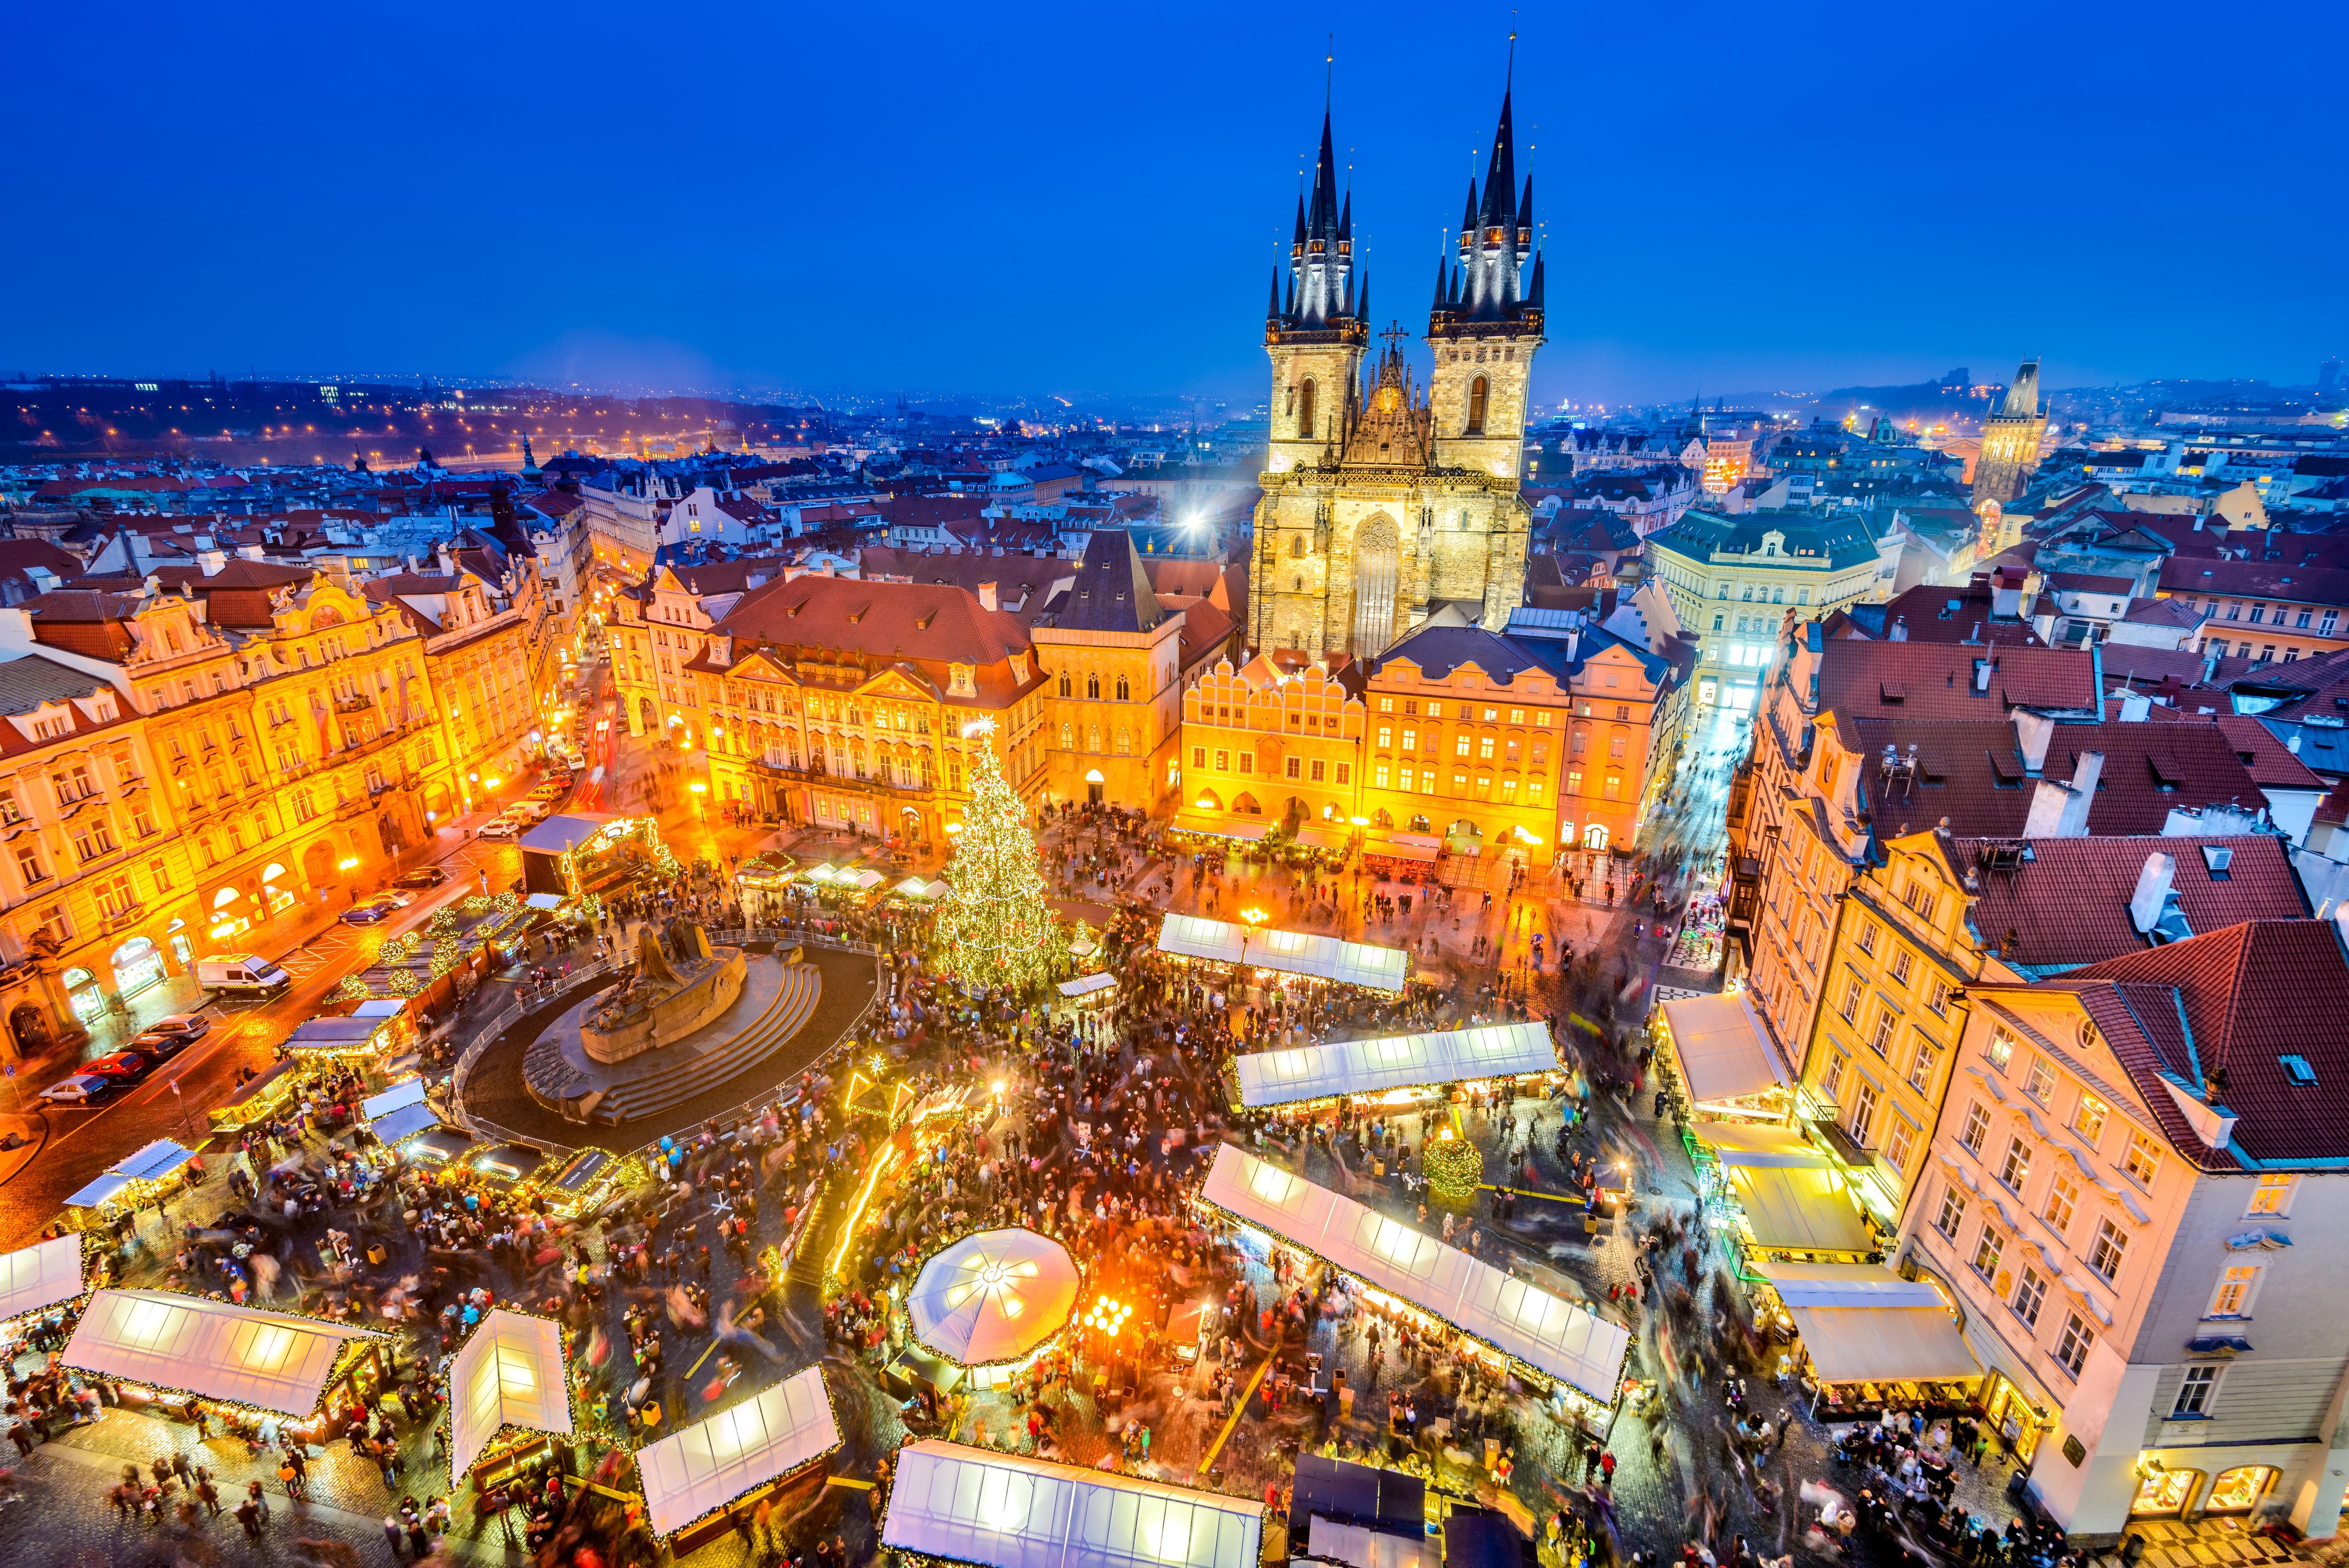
top-left (580, 917), bottom-right (747, 1064)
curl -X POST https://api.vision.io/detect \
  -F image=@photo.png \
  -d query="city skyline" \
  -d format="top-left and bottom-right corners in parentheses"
top-left (3, 0), bottom-right (2342, 406)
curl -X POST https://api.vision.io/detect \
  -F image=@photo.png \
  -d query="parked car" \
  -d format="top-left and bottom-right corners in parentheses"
top-left (340, 898), bottom-right (402, 926)
top-left (376, 889), bottom-right (416, 908)
top-left (197, 954), bottom-right (292, 998)
top-left (530, 782), bottom-right (567, 803)
top-left (125, 1030), bottom-right (195, 1061)
top-left (395, 867), bottom-right (450, 889)
top-left (80, 1052), bottom-right (155, 1083)
top-left (503, 800), bottom-right (551, 826)
top-left (38, 1074), bottom-right (113, 1106)
top-left (478, 819), bottom-right (521, 841)
top-left (140, 1013), bottom-right (211, 1042)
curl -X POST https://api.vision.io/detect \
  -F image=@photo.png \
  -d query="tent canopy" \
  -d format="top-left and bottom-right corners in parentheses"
top-left (1691, 1121), bottom-right (1816, 1166)
top-left (525, 892), bottom-right (566, 911)
top-left (1236, 1022), bottom-right (1558, 1108)
top-left (1157, 916), bottom-right (1409, 994)
top-left (0, 1235), bottom-right (84, 1322)
top-left (637, 1365), bottom-right (840, 1538)
top-left (1659, 994), bottom-right (1787, 1104)
top-left (1759, 1269), bottom-right (1977, 1383)
top-left (64, 1173), bottom-right (136, 1211)
top-left (518, 812), bottom-right (619, 855)
top-left (285, 1017), bottom-right (388, 1047)
top-left (1057, 973), bottom-right (1116, 999)
top-left (449, 1309), bottom-right (572, 1479)
top-left (1200, 1146), bottom-right (1627, 1404)
top-left (110, 1139), bottom-right (198, 1183)
top-left (1724, 1164), bottom-right (1873, 1254)
top-left (881, 1439), bottom-right (1264, 1568)
top-left (362, 1078), bottom-right (429, 1120)
top-left (907, 1229), bottom-right (1079, 1368)
top-left (1170, 812), bottom-right (1270, 842)
top-left (65, 1289), bottom-right (381, 1416)
top-left (371, 1103), bottom-right (443, 1145)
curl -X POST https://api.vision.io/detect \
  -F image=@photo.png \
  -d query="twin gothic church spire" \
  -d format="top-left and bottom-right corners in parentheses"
top-left (1269, 109), bottom-right (1362, 337)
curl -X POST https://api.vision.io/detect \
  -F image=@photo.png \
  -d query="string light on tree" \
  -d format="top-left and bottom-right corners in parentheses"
top-left (932, 718), bottom-right (1067, 998)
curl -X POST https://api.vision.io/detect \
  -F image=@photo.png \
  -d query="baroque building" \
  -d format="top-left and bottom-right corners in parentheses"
top-left (1971, 357), bottom-right (2047, 505)
top-left (1251, 88), bottom-right (1543, 660)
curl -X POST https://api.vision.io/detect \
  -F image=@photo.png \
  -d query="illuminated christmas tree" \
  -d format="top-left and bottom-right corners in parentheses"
top-left (933, 721), bottom-right (1066, 997)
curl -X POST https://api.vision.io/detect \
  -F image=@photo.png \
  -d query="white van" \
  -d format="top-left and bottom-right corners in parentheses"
top-left (198, 953), bottom-right (293, 998)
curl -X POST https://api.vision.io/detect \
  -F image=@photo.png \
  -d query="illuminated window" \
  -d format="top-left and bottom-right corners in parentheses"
top-left (2247, 1174), bottom-right (2295, 1216)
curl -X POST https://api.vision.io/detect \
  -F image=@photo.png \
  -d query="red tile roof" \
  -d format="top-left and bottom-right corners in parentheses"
top-left (2051, 920), bottom-right (2349, 1168)
top-left (2160, 555), bottom-right (2349, 606)
top-left (2212, 713), bottom-right (2329, 790)
top-left (710, 574), bottom-right (1044, 710)
top-left (1816, 642), bottom-right (2097, 720)
top-left (1962, 834), bottom-right (2306, 971)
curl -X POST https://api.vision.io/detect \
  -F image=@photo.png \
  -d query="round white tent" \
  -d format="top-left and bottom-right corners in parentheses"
top-left (906, 1228), bottom-right (1079, 1368)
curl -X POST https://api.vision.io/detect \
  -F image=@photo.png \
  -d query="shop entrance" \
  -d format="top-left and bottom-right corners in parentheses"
top-left (2131, 1466), bottom-right (2201, 1519)
top-left (262, 863), bottom-right (295, 918)
top-left (1085, 768), bottom-right (1105, 806)
top-left (111, 937), bottom-right (166, 1000)
top-left (1444, 818), bottom-right (1482, 855)
top-left (62, 967), bottom-right (106, 1024)
top-left (2205, 1466), bottom-right (2278, 1515)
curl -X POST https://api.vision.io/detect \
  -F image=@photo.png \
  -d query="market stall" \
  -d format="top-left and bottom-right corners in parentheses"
top-left (282, 1014), bottom-right (402, 1061)
top-left (0, 1235), bottom-right (85, 1322)
top-left (1753, 1262), bottom-right (1980, 1418)
top-left (880, 1439), bottom-right (1265, 1568)
top-left (1198, 1145), bottom-right (1628, 1411)
top-left (906, 1228), bottom-right (1080, 1390)
top-left (447, 1308), bottom-right (573, 1487)
top-left (1157, 915), bottom-right (1409, 994)
top-left (1056, 972), bottom-right (1116, 1003)
top-left (1716, 1150), bottom-right (1875, 1260)
top-left (541, 1147), bottom-right (645, 1219)
top-left (63, 1139), bottom-right (202, 1229)
top-left (635, 1365), bottom-right (841, 1545)
top-left (1168, 811), bottom-right (1273, 844)
top-left (1652, 993), bottom-right (1792, 1122)
top-left (1234, 1021), bottom-right (1559, 1110)
top-left (64, 1288), bottom-right (387, 1421)
top-left (208, 1058), bottom-right (308, 1133)
top-left (361, 1078), bottom-right (443, 1147)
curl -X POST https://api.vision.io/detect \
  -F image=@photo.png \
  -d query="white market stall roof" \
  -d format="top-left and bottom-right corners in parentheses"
top-left (1690, 1121), bottom-right (1818, 1167)
top-left (362, 1079), bottom-right (429, 1120)
top-left (1235, 1022), bottom-right (1558, 1108)
top-left (893, 876), bottom-right (945, 900)
top-left (110, 1139), bottom-right (198, 1183)
top-left (1057, 973), bottom-right (1117, 999)
top-left (518, 812), bottom-right (621, 855)
top-left (907, 1228), bottom-right (1079, 1368)
top-left (372, 1103), bottom-right (443, 1145)
top-left (1199, 1145), bottom-right (1628, 1404)
top-left (843, 868), bottom-right (886, 891)
top-left (881, 1439), bottom-right (1264, 1568)
top-left (1658, 993), bottom-right (1787, 1104)
top-left (352, 999), bottom-right (409, 1019)
top-left (636, 1365), bottom-right (840, 1539)
top-left (449, 1309), bottom-right (573, 1479)
top-left (1363, 833), bottom-right (1441, 863)
top-left (1721, 1162), bottom-right (1873, 1254)
top-left (1156, 916), bottom-right (1409, 994)
top-left (65, 1289), bottom-right (382, 1416)
top-left (1759, 1263), bottom-right (1979, 1384)
top-left (0, 1235), bottom-right (84, 1321)
top-left (525, 892), bottom-right (566, 911)
top-left (1292, 825), bottom-right (1349, 852)
top-left (1309, 1515), bottom-right (1437, 1568)
top-left (1170, 811), bottom-right (1271, 842)
top-left (64, 1174), bottom-right (135, 1211)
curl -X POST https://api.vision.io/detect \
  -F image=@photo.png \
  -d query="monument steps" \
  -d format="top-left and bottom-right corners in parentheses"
top-left (589, 962), bottom-right (822, 1122)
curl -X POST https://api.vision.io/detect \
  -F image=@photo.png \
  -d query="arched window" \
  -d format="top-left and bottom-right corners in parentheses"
top-left (1297, 378), bottom-right (1317, 439)
top-left (1085, 673), bottom-right (1100, 699)
top-left (1465, 375), bottom-right (1489, 435)
top-left (1290, 534), bottom-right (1305, 559)
top-left (1058, 672), bottom-right (1071, 697)
top-left (1058, 723), bottom-right (1073, 748)
top-left (1115, 675), bottom-right (1130, 701)
top-left (1115, 729), bottom-right (1131, 755)
top-left (1087, 725), bottom-right (1101, 753)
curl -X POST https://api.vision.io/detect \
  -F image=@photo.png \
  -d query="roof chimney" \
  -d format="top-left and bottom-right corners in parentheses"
top-left (2129, 851), bottom-right (2177, 936)
top-left (977, 581), bottom-right (999, 612)
top-left (1889, 616), bottom-right (1908, 642)
top-left (2059, 751), bottom-right (2104, 836)
top-left (2015, 710), bottom-right (2055, 773)
top-left (1974, 656), bottom-right (1993, 693)
top-left (198, 549), bottom-right (226, 577)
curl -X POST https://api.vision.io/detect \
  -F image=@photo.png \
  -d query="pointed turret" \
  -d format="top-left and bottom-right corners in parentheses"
top-left (1443, 76), bottom-right (1541, 327)
top-left (1527, 252), bottom-right (1545, 308)
top-left (1357, 271), bottom-right (1369, 324)
top-left (1279, 101), bottom-right (1362, 335)
top-left (1519, 174), bottom-right (1534, 240)
top-left (1460, 179), bottom-right (1478, 236)
top-left (1338, 190), bottom-right (1352, 244)
top-left (1269, 266), bottom-right (1283, 319)
top-left (1431, 251), bottom-right (1451, 310)
top-left (1479, 91), bottom-right (1517, 229)
top-left (1293, 191), bottom-right (1307, 246)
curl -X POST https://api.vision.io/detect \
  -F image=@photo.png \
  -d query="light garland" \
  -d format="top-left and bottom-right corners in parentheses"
top-left (631, 1364), bottom-right (848, 1543)
top-left (930, 724), bottom-right (1066, 999)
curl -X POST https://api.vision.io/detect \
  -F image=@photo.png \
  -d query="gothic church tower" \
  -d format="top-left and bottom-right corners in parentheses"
top-left (1972, 357), bottom-right (2047, 505)
top-left (1250, 81), bottom-right (1540, 660)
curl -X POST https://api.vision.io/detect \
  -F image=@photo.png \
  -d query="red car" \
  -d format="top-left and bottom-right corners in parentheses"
top-left (81, 1052), bottom-right (156, 1083)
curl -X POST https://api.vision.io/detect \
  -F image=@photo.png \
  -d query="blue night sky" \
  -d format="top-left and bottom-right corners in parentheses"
top-left (4, 0), bottom-right (2342, 408)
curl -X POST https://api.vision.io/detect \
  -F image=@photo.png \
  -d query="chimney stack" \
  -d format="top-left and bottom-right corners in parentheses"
top-left (2129, 852), bottom-right (2177, 936)
top-left (977, 581), bottom-right (999, 612)
top-left (2015, 710), bottom-right (2055, 773)
top-left (197, 549), bottom-right (226, 577)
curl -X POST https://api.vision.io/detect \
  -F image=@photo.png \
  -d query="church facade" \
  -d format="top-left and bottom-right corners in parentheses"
top-left (1249, 89), bottom-right (1545, 661)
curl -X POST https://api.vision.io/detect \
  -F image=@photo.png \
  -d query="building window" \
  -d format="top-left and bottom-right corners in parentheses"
top-left (2074, 1094), bottom-right (2109, 1144)
top-left (1885, 1116), bottom-right (1916, 1168)
top-left (2247, 1174), bottom-right (2296, 1217)
top-left (2124, 1131), bottom-right (2161, 1187)
top-left (1286, 757), bottom-right (1302, 780)
top-left (1839, 975), bottom-right (1864, 1022)
top-left (2174, 1364), bottom-right (2219, 1417)
top-left (2055, 1313), bottom-right (2094, 1378)
top-left (1310, 760), bottom-right (1325, 783)
top-left (2090, 1217), bottom-right (2128, 1282)
top-left (2044, 1174), bottom-right (2078, 1235)
top-left (1856, 921), bottom-right (1878, 956)
top-left (2210, 1264), bottom-right (2260, 1318)
top-left (1999, 1136), bottom-right (2031, 1192)
top-left (1971, 1226), bottom-right (2003, 1281)
top-left (2013, 1265), bottom-right (2047, 1328)
top-left (1214, 750), bottom-right (1229, 773)
top-left (1335, 763), bottom-right (1349, 785)
top-left (1192, 747), bottom-right (1205, 770)
top-left (1934, 1183), bottom-right (1967, 1240)
top-left (1822, 1051), bottom-right (1848, 1102)
top-left (1890, 948), bottom-right (1914, 985)
top-left (1374, 764), bottom-right (1390, 788)
top-left (1987, 1028), bottom-right (2014, 1069)
top-left (2024, 1057), bottom-right (2056, 1102)
top-left (1848, 1078), bottom-right (1878, 1146)
top-left (1906, 1036), bottom-right (1937, 1094)
top-left (1464, 376), bottom-right (1488, 435)
top-left (1868, 1005), bottom-right (1896, 1057)
top-left (1961, 1102), bottom-right (1990, 1154)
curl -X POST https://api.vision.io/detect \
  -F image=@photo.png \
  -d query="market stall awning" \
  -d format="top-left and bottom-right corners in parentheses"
top-left (1292, 825), bottom-right (1348, 852)
top-left (892, 876), bottom-right (945, 901)
top-left (1157, 916), bottom-right (1409, 993)
top-left (64, 1289), bottom-right (383, 1417)
top-left (64, 1174), bottom-right (136, 1211)
top-left (525, 893), bottom-right (566, 911)
top-left (110, 1139), bottom-right (198, 1183)
top-left (518, 812), bottom-right (620, 855)
top-left (1722, 1162), bottom-right (1873, 1254)
top-left (1690, 1120), bottom-right (1819, 1167)
top-left (907, 1228), bottom-right (1079, 1368)
top-left (1170, 811), bottom-right (1271, 842)
top-left (1057, 973), bottom-right (1116, 999)
top-left (1363, 833), bottom-right (1441, 863)
top-left (1200, 1146), bottom-right (1628, 1403)
top-left (283, 1016), bottom-right (393, 1053)
top-left (0, 1235), bottom-right (84, 1322)
top-left (881, 1439), bottom-right (1264, 1568)
top-left (636, 1366), bottom-right (841, 1539)
top-left (1659, 993), bottom-right (1787, 1104)
top-left (362, 1079), bottom-right (428, 1121)
top-left (1236, 1022), bottom-right (1558, 1108)
top-left (1761, 1264), bottom-right (1977, 1382)
top-left (843, 868), bottom-right (886, 891)
top-left (371, 1103), bottom-right (443, 1145)
top-left (449, 1309), bottom-right (572, 1479)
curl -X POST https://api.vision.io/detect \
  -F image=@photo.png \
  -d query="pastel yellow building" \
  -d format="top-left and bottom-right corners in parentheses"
top-left (1176, 652), bottom-right (1365, 837)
